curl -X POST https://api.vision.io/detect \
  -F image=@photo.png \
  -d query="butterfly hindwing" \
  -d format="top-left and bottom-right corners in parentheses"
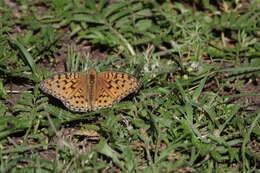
top-left (93, 87), bottom-right (116, 110)
top-left (62, 86), bottom-right (91, 112)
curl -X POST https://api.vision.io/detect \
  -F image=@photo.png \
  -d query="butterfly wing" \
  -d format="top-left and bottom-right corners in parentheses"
top-left (62, 87), bottom-right (92, 112)
top-left (93, 71), bottom-right (140, 109)
top-left (40, 72), bottom-right (91, 112)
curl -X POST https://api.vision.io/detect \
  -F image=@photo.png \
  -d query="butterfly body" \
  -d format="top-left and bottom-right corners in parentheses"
top-left (40, 68), bottom-right (140, 112)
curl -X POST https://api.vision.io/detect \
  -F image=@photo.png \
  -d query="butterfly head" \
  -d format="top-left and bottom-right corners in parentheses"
top-left (89, 67), bottom-right (97, 75)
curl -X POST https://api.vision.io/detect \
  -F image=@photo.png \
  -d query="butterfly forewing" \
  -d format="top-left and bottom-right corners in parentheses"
top-left (40, 72), bottom-right (91, 111)
top-left (93, 72), bottom-right (140, 108)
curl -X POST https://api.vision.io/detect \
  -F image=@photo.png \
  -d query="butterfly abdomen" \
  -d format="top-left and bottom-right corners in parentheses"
top-left (87, 68), bottom-right (98, 110)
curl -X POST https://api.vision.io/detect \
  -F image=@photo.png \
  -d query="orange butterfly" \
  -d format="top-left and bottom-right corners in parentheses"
top-left (40, 68), bottom-right (140, 112)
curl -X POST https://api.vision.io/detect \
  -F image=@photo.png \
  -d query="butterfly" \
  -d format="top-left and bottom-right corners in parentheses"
top-left (39, 68), bottom-right (140, 112)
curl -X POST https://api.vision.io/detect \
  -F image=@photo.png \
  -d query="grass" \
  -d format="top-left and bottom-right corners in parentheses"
top-left (0, 0), bottom-right (259, 172)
